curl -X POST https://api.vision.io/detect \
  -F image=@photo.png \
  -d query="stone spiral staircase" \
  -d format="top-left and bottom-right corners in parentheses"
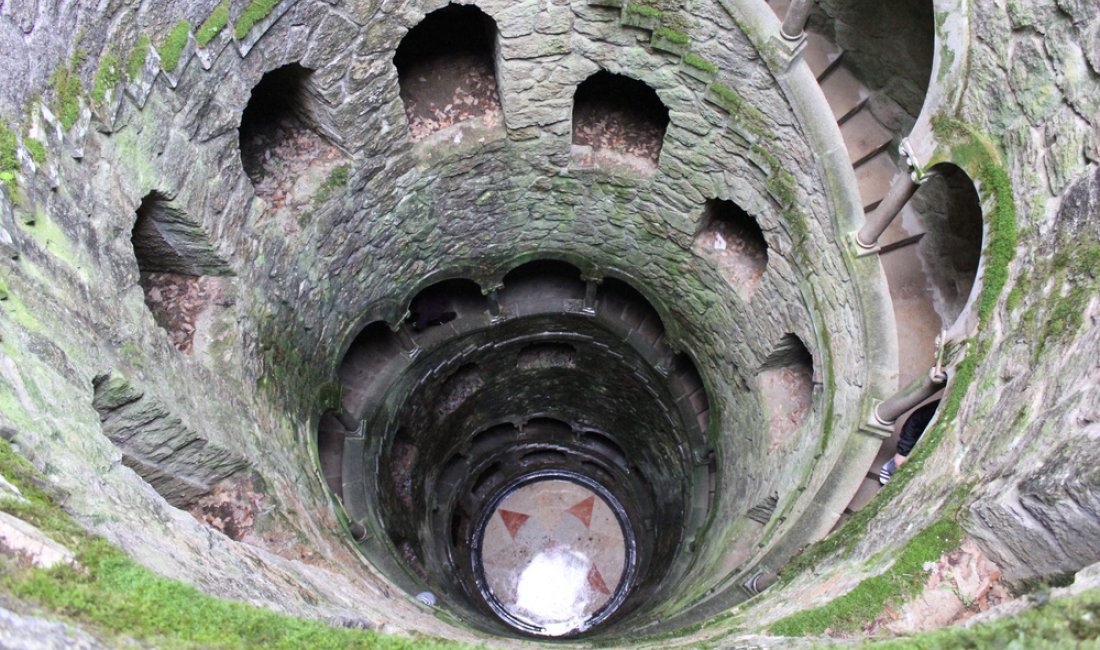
top-left (765, 0), bottom-right (952, 516)
top-left (767, 0), bottom-right (900, 220)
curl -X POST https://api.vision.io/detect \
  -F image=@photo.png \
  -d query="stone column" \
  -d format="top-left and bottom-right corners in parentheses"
top-left (856, 172), bottom-right (921, 249)
top-left (873, 366), bottom-right (948, 427)
top-left (485, 288), bottom-right (505, 322)
top-left (781, 0), bottom-right (814, 41)
top-left (396, 323), bottom-right (420, 356)
top-left (583, 279), bottom-right (599, 313)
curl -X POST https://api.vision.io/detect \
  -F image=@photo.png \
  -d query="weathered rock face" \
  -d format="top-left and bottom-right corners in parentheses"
top-left (0, 0), bottom-right (1097, 645)
top-left (965, 166), bottom-right (1100, 587)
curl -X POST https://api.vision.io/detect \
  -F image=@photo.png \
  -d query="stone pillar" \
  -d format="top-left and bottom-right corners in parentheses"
top-left (856, 137), bottom-right (939, 250)
top-left (582, 279), bottom-right (599, 313)
top-left (873, 366), bottom-right (948, 427)
top-left (396, 324), bottom-right (420, 356)
top-left (485, 287), bottom-right (505, 322)
top-left (781, 0), bottom-right (814, 41)
top-left (855, 172), bottom-right (921, 249)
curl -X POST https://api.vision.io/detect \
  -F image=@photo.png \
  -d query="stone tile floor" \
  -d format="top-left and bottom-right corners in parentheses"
top-left (480, 479), bottom-right (626, 636)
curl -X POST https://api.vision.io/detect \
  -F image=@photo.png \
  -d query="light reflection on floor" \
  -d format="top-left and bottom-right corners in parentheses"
top-left (480, 479), bottom-right (626, 635)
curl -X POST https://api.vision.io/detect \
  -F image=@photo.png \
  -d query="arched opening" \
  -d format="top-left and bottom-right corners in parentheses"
top-left (437, 364), bottom-right (485, 416)
top-left (394, 4), bottom-right (502, 140)
top-left (498, 261), bottom-right (587, 314)
top-left (91, 372), bottom-right (257, 540)
top-left (239, 63), bottom-right (343, 203)
top-left (877, 163), bottom-right (983, 386)
top-left (669, 352), bottom-right (711, 436)
top-left (693, 198), bottom-right (769, 300)
top-left (406, 278), bottom-right (488, 333)
top-left (571, 71), bottom-right (669, 172)
top-left (910, 164), bottom-right (984, 326)
top-left (131, 191), bottom-right (232, 354)
top-left (337, 321), bottom-right (405, 418)
top-left (756, 333), bottom-right (814, 452)
top-left (595, 277), bottom-right (668, 351)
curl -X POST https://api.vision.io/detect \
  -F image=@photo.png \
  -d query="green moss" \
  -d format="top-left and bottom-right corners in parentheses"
top-left (315, 164), bottom-right (350, 203)
top-left (23, 137), bottom-right (45, 166)
top-left (0, 125), bottom-right (19, 185)
top-left (863, 587), bottom-right (1100, 649)
top-left (1005, 281), bottom-right (1024, 313)
top-left (0, 439), bottom-right (472, 650)
top-left (50, 53), bottom-right (87, 131)
top-left (235, 0), bottom-right (282, 39)
top-left (654, 26), bottom-right (689, 45)
top-left (91, 53), bottom-right (120, 106)
top-left (710, 82), bottom-right (740, 107)
top-left (196, 2), bottom-right (230, 46)
top-left (1029, 231), bottom-right (1096, 354)
top-left (712, 84), bottom-right (772, 139)
top-left (624, 3), bottom-right (663, 19)
top-left (924, 118), bottom-right (1017, 330)
top-left (1053, 243), bottom-right (1100, 276)
top-left (771, 519), bottom-right (964, 636)
top-left (1042, 286), bottom-right (1089, 343)
top-left (683, 53), bottom-right (717, 74)
top-left (158, 20), bottom-right (191, 72)
top-left (126, 35), bottom-right (151, 80)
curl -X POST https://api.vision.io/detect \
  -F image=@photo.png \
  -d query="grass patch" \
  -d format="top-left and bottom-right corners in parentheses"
top-left (50, 53), bottom-right (86, 131)
top-left (0, 439), bottom-right (472, 649)
top-left (91, 53), bottom-right (121, 106)
top-left (1, 125), bottom-right (19, 184)
top-left (624, 3), bottom-right (663, 19)
top-left (196, 2), bottom-right (229, 46)
top-left (862, 587), bottom-right (1100, 649)
top-left (654, 26), bottom-right (690, 45)
top-left (24, 137), bottom-right (46, 165)
top-left (158, 20), bottom-right (191, 72)
top-left (235, 0), bottom-right (282, 39)
top-left (771, 519), bottom-right (964, 636)
top-left (126, 35), bottom-right (151, 80)
top-left (683, 52), bottom-right (717, 74)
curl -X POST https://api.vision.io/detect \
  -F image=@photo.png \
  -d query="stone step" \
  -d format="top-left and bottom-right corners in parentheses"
top-left (855, 149), bottom-right (900, 212)
top-left (804, 33), bottom-right (843, 80)
top-left (841, 108), bottom-right (894, 166)
top-left (820, 65), bottom-right (869, 123)
top-left (878, 243), bottom-right (942, 389)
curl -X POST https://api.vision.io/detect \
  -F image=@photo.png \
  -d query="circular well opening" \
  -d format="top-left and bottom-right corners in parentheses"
top-left (471, 472), bottom-right (637, 636)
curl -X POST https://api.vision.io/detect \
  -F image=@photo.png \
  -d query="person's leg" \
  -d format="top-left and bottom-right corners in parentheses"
top-left (880, 400), bottom-right (940, 485)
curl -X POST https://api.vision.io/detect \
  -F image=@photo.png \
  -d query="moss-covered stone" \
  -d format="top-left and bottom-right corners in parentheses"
top-left (158, 20), bottom-right (191, 72)
top-left (0, 125), bottom-right (19, 185)
top-left (235, 0), bottom-right (282, 39)
top-left (196, 2), bottom-right (230, 47)
top-left (771, 518), bottom-right (964, 635)
top-left (125, 36), bottom-right (151, 80)
top-left (0, 439), bottom-right (472, 650)
top-left (91, 53), bottom-right (121, 106)
top-left (49, 54), bottom-right (86, 131)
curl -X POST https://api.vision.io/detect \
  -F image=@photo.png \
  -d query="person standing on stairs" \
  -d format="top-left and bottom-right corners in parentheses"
top-left (879, 400), bottom-right (941, 485)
